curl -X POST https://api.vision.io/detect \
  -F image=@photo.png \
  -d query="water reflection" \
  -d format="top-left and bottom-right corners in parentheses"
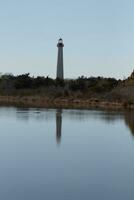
top-left (0, 107), bottom-right (134, 142)
top-left (124, 111), bottom-right (134, 136)
top-left (56, 109), bottom-right (62, 144)
top-left (16, 107), bottom-right (30, 121)
top-left (16, 107), bottom-right (55, 121)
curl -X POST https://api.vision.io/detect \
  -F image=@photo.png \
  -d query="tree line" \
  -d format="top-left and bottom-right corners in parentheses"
top-left (0, 73), bottom-right (119, 96)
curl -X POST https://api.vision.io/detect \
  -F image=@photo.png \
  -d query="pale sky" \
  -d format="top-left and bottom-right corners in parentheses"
top-left (0, 0), bottom-right (134, 79)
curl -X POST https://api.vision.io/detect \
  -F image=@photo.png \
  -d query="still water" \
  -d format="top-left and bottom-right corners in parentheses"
top-left (0, 107), bottom-right (134, 200)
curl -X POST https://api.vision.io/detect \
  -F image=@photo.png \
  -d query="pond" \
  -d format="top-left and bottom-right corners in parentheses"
top-left (0, 107), bottom-right (134, 200)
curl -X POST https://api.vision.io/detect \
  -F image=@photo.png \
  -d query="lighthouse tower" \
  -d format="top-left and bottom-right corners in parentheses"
top-left (56, 38), bottom-right (64, 79)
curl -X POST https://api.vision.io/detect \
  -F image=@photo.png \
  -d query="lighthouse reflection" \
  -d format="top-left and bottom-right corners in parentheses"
top-left (56, 109), bottom-right (62, 144)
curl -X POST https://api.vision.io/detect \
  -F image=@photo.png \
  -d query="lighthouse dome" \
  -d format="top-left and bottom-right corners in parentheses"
top-left (57, 38), bottom-right (64, 47)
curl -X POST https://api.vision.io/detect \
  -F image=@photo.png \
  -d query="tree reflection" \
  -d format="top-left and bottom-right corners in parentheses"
top-left (124, 111), bottom-right (134, 136)
top-left (16, 107), bottom-right (30, 121)
top-left (56, 109), bottom-right (62, 144)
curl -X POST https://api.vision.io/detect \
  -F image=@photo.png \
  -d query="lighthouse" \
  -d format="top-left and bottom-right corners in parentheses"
top-left (56, 38), bottom-right (64, 79)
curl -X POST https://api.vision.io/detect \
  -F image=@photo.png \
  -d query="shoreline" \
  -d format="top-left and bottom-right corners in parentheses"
top-left (0, 95), bottom-right (133, 110)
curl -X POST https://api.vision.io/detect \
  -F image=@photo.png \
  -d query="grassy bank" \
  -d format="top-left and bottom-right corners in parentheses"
top-left (0, 95), bottom-right (133, 110)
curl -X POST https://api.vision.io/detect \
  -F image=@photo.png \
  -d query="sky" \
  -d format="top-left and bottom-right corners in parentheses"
top-left (0, 0), bottom-right (134, 79)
